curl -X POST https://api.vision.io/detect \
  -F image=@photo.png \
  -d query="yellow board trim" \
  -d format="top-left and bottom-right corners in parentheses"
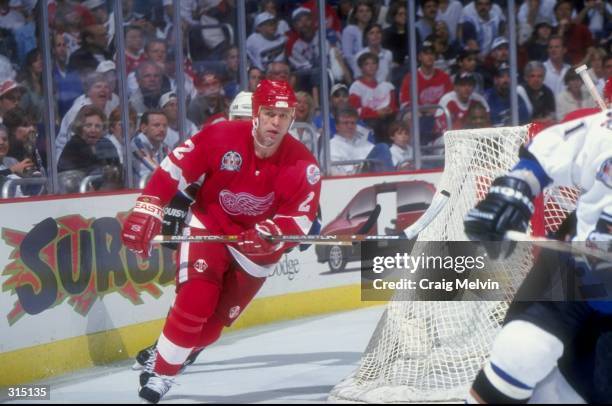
top-left (0, 284), bottom-right (384, 386)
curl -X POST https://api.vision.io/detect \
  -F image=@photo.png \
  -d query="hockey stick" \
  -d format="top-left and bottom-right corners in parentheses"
top-left (152, 190), bottom-right (450, 245)
top-left (575, 65), bottom-right (607, 111)
top-left (505, 230), bottom-right (612, 262)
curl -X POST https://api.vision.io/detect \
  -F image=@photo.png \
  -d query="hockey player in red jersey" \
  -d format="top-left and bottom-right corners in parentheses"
top-left (121, 79), bottom-right (322, 403)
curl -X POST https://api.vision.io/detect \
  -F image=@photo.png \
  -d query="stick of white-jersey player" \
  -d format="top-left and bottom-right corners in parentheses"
top-left (505, 230), bottom-right (612, 262)
top-left (575, 65), bottom-right (607, 111)
top-left (152, 190), bottom-right (450, 245)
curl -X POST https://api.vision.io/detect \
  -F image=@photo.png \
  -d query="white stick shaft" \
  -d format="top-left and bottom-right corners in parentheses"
top-left (575, 65), bottom-right (607, 111)
top-left (505, 230), bottom-right (612, 262)
top-left (402, 190), bottom-right (450, 239)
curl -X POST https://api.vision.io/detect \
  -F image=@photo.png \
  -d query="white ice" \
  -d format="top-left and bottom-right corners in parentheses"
top-left (3, 306), bottom-right (385, 404)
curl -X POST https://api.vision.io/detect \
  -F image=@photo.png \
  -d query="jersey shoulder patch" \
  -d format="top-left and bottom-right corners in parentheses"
top-left (596, 157), bottom-right (612, 189)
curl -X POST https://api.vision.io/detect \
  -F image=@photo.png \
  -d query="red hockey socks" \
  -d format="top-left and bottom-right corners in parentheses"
top-left (154, 279), bottom-right (220, 376)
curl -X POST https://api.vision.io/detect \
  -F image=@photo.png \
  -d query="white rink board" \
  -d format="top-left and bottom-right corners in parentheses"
top-left (0, 171), bottom-right (441, 355)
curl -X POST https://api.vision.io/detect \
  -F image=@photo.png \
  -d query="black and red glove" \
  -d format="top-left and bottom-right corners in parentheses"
top-left (121, 195), bottom-right (164, 257)
top-left (237, 219), bottom-right (285, 264)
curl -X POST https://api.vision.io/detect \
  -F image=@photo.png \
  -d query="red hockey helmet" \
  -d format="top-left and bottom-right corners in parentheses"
top-left (604, 76), bottom-right (612, 105)
top-left (252, 79), bottom-right (297, 116)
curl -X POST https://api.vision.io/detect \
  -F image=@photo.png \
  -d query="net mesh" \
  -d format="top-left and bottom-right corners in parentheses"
top-left (328, 126), bottom-right (579, 403)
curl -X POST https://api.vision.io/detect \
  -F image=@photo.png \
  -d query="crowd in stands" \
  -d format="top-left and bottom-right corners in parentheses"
top-left (0, 0), bottom-right (610, 197)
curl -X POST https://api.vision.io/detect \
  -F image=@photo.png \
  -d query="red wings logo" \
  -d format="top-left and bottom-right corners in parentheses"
top-left (219, 190), bottom-right (275, 216)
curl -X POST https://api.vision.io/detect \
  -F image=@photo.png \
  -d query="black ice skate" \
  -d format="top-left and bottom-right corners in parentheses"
top-left (138, 373), bottom-right (174, 404)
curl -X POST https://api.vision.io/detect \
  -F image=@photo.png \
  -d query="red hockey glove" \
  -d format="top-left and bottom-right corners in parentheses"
top-left (237, 220), bottom-right (284, 263)
top-left (121, 195), bottom-right (164, 257)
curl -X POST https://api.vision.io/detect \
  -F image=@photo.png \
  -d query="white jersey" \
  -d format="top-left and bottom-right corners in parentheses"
top-left (246, 32), bottom-right (286, 72)
top-left (527, 109), bottom-right (612, 241)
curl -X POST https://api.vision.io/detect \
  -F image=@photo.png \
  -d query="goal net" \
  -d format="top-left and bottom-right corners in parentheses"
top-left (328, 126), bottom-right (579, 403)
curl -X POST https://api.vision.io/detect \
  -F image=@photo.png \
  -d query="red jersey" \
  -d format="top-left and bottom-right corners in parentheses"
top-left (143, 120), bottom-right (322, 239)
top-left (399, 68), bottom-right (453, 109)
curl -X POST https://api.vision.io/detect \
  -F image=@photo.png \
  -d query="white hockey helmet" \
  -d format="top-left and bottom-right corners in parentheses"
top-left (229, 91), bottom-right (253, 121)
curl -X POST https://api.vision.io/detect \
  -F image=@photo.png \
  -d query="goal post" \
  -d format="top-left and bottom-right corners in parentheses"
top-left (328, 126), bottom-right (579, 403)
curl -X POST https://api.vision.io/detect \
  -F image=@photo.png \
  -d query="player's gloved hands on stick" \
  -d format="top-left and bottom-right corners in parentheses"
top-left (162, 192), bottom-right (194, 251)
top-left (237, 219), bottom-right (283, 256)
top-left (121, 195), bottom-right (164, 257)
top-left (464, 176), bottom-right (535, 259)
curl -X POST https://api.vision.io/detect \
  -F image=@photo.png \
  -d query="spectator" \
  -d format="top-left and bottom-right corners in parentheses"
top-left (399, 40), bottom-right (453, 144)
top-left (67, 23), bottom-right (112, 79)
top-left (341, 0), bottom-right (375, 68)
top-left (382, 1), bottom-right (409, 66)
top-left (187, 71), bottom-right (226, 128)
top-left (517, 0), bottom-right (556, 45)
top-left (517, 60), bottom-right (556, 124)
top-left (246, 11), bottom-right (287, 72)
top-left (160, 91), bottom-right (199, 149)
top-left (57, 105), bottom-right (121, 192)
top-left (84, 0), bottom-right (110, 26)
top-left (52, 2), bottom-right (92, 57)
top-left (312, 83), bottom-right (374, 143)
top-left (573, 0), bottom-right (612, 41)
top-left (106, 106), bottom-right (137, 165)
top-left (462, 100), bottom-right (491, 129)
top-left (127, 39), bottom-right (172, 97)
top-left (221, 46), bottom-right (240, 100)
top-left (416, 0), bottom-right (439, 42)
top-left (400, 40), bottom-right (453, 109)
top-left (458, 0), bottom-right (505, 59)
top-left (353, 23), bottom-right (393, 83)
top-left (581, 46), bottom-right (608, 94)
top-left (17, 48), bottom-right (44, 123)
top-left (543, 35), bottom-right (570, 96)
top-left (436, 0), bottom-right (463, 43)
top-left (524, 20), bottom-right (553, 63)
top-left (553, 0), bottom-right (593, 65)
top-left (0, 79), bottom-right (24, 122)
top-left (452, 48), bottom-right (485, 95)
top-left (330, 106), bottom-right (393, 176)
top-left (285, 7), bottom-right (321, 92)
top-left (96, 60), bottom-right (117, 94)
top-left (259, 0), bottom-right (290, 36)
top-left (289, 91), bottom-right (318, 155)
top-left (4, 107), bottom-right (43, 175)
top-left (436, 72), bottom-right (490, 132)
top-left (387, 120), bottom-right (414, 169)
top-left (482, 36), bottom-right (509, 88)
top-left (56, 71), bottom-right (119, 159)
top-left (431, 21), bottom-right (461, 71)
top-left (129, 61), bottom-right (167, 115)
top-left (0, 0), bottom-right (25, 31)
top-left (485, 63), bottom-right (529, 127)
top-left (248, 66), bottom-right (264, 92)
top-left (130, 109), bottom-right (170, 185)
top-left (266, 61), bottom-right (297, 90)
top-left (52, 31), bottom-right (84, 119)
top-left (0, 123), bottom-right (34, 193)
top-left (555, 69), bottom-right (597, 122)
top-left (348, 51), bottom-right (398, 143)
top-left (124, 25), bottom-right (147, 74)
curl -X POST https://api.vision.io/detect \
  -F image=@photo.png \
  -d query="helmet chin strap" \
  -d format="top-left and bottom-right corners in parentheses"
top-left (251, 113), bottom-right (295, 151)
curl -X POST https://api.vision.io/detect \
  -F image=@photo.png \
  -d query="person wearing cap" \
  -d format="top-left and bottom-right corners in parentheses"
top-left (259, 0), bottom-right (290, 36)
top-left (0, 79), bottom-right (24, 121)
top-left (482, 36), bottom-right (509, 87)
top-left (246, 11), bottom-right (286, 72)
top-left (555, 69), bottom-right (597, 122)
top-left (399, 41), bottom-right (453, 119)
top-left (435, 72), bottom-right (490, 133)
top-left (312, 83), bottom-right (374, 144)
top-left (285, 7), bottom-right (320, 76)
top-left (485, 63), bottom-right (529, 127)
top-left (543, 35), bottom-right (570, 96)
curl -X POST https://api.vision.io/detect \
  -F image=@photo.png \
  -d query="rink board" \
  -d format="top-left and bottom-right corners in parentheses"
top-left (0, 170), bottom-right (441, 385)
